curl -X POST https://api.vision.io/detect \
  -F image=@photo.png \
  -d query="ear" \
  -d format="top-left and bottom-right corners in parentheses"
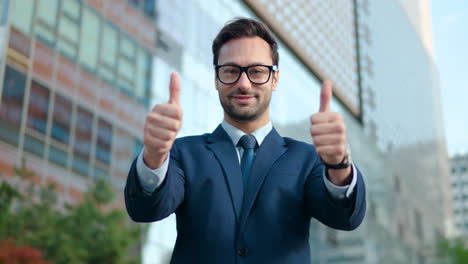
top-left (272, 69), bottom-right (279, 91)
top-left (214, 76), bottom-right (219, 90)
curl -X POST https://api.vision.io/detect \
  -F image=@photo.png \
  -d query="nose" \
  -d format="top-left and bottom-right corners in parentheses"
top-left (237, 72), bottom-right (252, 91)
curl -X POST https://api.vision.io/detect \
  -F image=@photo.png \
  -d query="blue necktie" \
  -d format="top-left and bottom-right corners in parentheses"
top-left (238, 134), bottom-right (257, 191)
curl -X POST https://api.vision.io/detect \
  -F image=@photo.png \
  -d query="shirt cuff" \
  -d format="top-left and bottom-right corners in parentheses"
top-left (136, 148), bottom-right (169, 193)
top-left (322, 162), bottom-right (357, 200)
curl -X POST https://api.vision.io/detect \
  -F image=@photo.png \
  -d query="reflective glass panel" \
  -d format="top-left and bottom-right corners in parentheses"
top-left (0, 66), bottom-right (26, 145)
top-left (79, 6), bottom-right (100, 71)
top-left (35, 0), bottom-right (59, 46)
top-left (51, 94), bottom-right (72, 145)
top-left (27, 81), bottom-right (50, 134)
top-left (10, 0), bottom-right (34, 35)
top-left (72, 107), bottom-right (93, 176)
top-left (96, 118), bottom-right (112, 164)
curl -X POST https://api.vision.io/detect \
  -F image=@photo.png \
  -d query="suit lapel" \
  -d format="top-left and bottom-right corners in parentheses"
top-left (239, 128), bottom-right (287, 230)
top-left (206, 125), bottom-right (244, 222)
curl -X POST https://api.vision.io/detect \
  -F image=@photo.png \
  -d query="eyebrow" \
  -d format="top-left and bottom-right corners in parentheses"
top-left (220, 62), bottom-right (271, 66)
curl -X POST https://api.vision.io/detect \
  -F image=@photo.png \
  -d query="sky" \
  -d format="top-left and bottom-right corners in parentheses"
top-left (431, 0), bottom-right (468, 155)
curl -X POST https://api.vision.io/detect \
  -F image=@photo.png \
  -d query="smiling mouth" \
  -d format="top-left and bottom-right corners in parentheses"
top-left (231, 95), bottom-right (255, 103)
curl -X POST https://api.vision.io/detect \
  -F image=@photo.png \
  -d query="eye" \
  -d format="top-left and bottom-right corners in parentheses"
top-left (221, 66), bottom-right (240, 75)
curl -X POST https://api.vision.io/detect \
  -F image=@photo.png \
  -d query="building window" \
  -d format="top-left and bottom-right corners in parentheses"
top-left (79, 6), bottom-right (100, 72)
top-left (117, 34), bottom-right (136, 93)
top-left (143, 0), bottom-right (156, 18)
top-left (24, 133), bottom-right (45, 157)
top-left (49, 145), bottom-right (68, 168)
top-left (72, 107), bottom-right (93, 176)
top-left (10, 0), bottom-right (34, 35)
top-left (27, 81), bottom-right (50, 135)
top-left (35, 0), bottom-right (59, 47)
top-left (0, 66), bottom-right (26, 146)
top-left (57, 0), bottom-right (81, 59)
top-left (51, 94), bottom-right (72, 145)
top-left (128, 0), bottom-right (155, 18)
top-left (99, 22), bottom-right (118, 83)
top-left (113, 128), bottom-right (134, 178)
top-left (95, 118), bottom-right (112, 165)
top-left (135, 48), bottom-right (152, 100)
top-left (93, 165), bottom-right (109, 180)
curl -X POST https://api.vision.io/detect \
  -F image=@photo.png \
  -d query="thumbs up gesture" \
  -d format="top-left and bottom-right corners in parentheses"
top-left (143, 73), bottom-right (183, 169)
top-left (310, 80), bottom-right (351, 184)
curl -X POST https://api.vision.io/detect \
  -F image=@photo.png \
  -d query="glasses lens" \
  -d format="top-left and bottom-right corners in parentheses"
top-left (218, 66), bottom-right (241, 84)
top-left (247, 66), bottom-right (270, 84)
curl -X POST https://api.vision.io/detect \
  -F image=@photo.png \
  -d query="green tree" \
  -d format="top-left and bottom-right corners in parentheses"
top-left (0, 163), bottom-right (144, 264)
top-left (438, 237), bottom-right (468, 264)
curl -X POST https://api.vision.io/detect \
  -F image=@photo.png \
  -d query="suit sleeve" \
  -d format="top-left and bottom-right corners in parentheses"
top-left (124, 141), bottom-right (185, 223)
top-left (304, 158), bottom-right (366, 231)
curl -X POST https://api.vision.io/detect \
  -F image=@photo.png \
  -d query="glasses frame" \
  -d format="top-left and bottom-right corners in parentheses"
top-left (215, 64), bottom-right (278, 84)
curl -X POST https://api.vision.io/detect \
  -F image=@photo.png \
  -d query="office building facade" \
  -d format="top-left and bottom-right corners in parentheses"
top-left (0, 0), bottom-right (155, 206)
top-left (451, 153), bottom-right (468, 236)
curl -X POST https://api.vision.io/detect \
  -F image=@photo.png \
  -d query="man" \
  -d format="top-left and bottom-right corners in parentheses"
top-left (125, 18), bottom-right (366, 264)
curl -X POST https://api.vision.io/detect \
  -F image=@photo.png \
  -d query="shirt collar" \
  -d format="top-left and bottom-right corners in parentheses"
top-left (221, 119), bottom-right (273, 147)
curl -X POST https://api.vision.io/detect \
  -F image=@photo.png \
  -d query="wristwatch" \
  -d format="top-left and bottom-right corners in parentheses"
top-left (321, 152), bottom-right (351, 170)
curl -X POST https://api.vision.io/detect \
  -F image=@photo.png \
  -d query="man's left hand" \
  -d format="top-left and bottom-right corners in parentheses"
top-left (310, 80), bottom-right (351, 186)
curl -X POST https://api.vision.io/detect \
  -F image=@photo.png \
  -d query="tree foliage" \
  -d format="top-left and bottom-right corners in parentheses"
top-left (438, 237), bottom-right (468, 264)
top-left (0, 165), bottom-right (143, 264)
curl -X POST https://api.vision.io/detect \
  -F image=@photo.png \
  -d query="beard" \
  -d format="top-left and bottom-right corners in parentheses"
top-left (219, 89), bottom-right (272, 121)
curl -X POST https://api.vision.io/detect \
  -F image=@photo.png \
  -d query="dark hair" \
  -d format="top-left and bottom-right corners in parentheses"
top-left (212, 18), bottom-right (279, 66)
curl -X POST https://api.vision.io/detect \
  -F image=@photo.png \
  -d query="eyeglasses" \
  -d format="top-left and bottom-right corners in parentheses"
top-left (215, 64), bottom-right (278, 84)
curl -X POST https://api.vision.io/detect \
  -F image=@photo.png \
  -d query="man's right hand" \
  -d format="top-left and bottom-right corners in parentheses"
top-left (143, 73), bottom-right (183, 169)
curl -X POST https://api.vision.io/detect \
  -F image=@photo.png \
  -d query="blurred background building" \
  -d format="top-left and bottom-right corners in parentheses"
top-left (0, 0), bottom-right (154, 207)
top-left (450, 153), bottom-right (468, 236)
top-left (0, 0), bottom-right (451, 264)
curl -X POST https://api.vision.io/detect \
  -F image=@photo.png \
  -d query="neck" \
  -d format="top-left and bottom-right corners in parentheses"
top-left (224, 113), bottom-right (270, 134)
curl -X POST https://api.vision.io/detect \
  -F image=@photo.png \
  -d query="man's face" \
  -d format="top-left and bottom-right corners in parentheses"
top-left (215, 36), bottom-right (279, 122)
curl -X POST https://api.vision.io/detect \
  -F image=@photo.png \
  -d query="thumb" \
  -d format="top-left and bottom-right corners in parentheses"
top-left (319, 80), bottom-right (332, 112)
top-left (169, 72), bottom-right (181, 105)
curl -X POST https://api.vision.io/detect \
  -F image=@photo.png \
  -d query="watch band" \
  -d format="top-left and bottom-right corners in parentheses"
top-left (321, 154), bottom-right (350, 169)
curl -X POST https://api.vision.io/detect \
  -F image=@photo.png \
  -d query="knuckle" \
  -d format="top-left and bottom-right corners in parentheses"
top-left (336, 123), bottom-right (345, 133)
top-left (310, 114), bottom-right (318, 124)
top-left (147, 112), bottom-right (160, 124)
top-left (153, 104), bottom-right (163, 112)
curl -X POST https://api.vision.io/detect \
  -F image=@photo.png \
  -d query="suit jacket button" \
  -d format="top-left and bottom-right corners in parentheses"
top-left (238, 248), bottom-right (248, 257)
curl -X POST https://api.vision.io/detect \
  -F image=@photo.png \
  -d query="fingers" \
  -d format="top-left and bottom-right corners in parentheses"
top-left (169, 72), bottom-right (181, 105)
top-left (319, 80), bottom-right (332, 113)
top-left (310, 112), bottom-right (342, 125)
top-left (311, 134), bottom-right (346, 147)
top-left (146, 113), bottom-right (182, 132)
top-left (143, 135), bottom-right (173, 154)
top-left (145, 125), bottom-right (178, 145)
top-left (310, 122), bottom-right (345, 137)
top-left (152, 103), bottom-right (183, 120)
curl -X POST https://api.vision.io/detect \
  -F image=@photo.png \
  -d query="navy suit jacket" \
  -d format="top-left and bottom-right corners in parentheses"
top-left (125, 125), bottom-right (366, 264)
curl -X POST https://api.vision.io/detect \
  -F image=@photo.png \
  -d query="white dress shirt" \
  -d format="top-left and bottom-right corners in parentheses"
top-left (136, 120), bottom-right (357, 200)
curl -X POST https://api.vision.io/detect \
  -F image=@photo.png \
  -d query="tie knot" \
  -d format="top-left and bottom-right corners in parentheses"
top-left (238, 134), bottom-right (257, 150)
